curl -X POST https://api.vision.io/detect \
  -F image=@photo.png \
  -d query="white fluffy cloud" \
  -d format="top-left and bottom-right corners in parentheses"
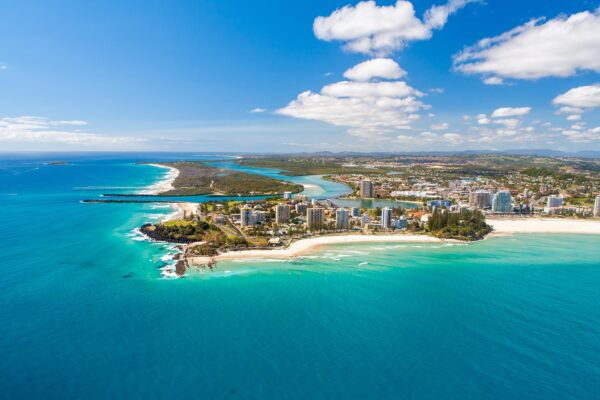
top-left (277, 74), bottom-right (428, 138)
top-left (491, 107), bottom-right (531, 118)
top-left (553, 84), bottom-right (600, 109)
top-left (454, 8), bottom-right (600, 80)
top-left (343, 58), bottom-right (406, 81)
top-left (430, 122), bottom-right (449, 130)
top-left (483, 76), bottom-right (503, 85)
top-left (562, 127), bottom-right (600, 143)
top-left (314, 0), bottom-right (475, 55)
top-left (250, 108), bottom-right (267, 113)
top-left (0, 116), bottom-right (143, 146)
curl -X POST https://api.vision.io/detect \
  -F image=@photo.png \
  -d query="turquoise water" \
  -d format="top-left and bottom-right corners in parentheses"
top-left (210, 160), bottom-right (418, 209)
top-left (1, 154), bottom-right (600, 399)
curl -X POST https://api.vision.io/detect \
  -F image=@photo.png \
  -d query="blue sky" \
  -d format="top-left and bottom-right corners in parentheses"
top-left (1, 0), bottom-right (600, 152)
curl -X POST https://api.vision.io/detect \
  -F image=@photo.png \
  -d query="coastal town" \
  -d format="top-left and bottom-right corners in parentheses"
top-left (134, 155), bottom-right (600, 277)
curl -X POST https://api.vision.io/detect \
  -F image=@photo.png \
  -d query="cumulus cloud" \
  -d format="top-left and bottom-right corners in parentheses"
top-left (442, 132), bottom-right (462, 144)
top-left (343, 58), bottom-right (406, 81)
top-left (483, 76), bottom-right (503, 85)
top-left (553, 84), bottom-right (600, 109)
top-left (0, 116), bottom-right (143, 146)
top-left (314, 0), bottom-right (476, 55)
top-left (491, 107), bottom-right (531, 118)
top-left (250, 108), bottom-right (267, 113)
top-left (277, 75), bottom-right (428, 138)
top-left (430, 122), bottom-right (449, 130)
top-left (454, 8), bottom-right (600, 80)
top-left (562, 126), bottom-right (600, 143)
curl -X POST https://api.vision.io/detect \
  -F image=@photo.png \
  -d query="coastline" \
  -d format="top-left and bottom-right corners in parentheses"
top-left (142, 164), bottom-right (179, 195)
top-left (187, 234), bottom-right (452, 267)
top-left (186, 217), bottom-right (600, 267)
top-left (487, 217), bottom-right (600, 235)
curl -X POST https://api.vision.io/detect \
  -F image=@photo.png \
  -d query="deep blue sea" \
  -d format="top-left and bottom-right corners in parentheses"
top-left (1, 153), bottom-right (600, 399)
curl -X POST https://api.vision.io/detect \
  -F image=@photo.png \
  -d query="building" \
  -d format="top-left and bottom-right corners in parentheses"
top-left (492, 191), bottom-right (513, 213)
top-left (547, 195), bottom-right (564, 208)
top-left (335, 208), bottom-right (349, 229)
top-left (360, 179), bottom-right (374, 198)
top-left (395, 216), bottom-right (407, 229)
top-left (594, 195), bottom-right (600, 217)
top-left (427, 199), bottom-right (452, 209)
top-left (240, 206), bottom-right (253, 227)
top-left (360, 213), bottom-right (370, 227)
top-left (295, 203), bottom-right (308, 216)
top-left (252, 210), bottom-right (267, 224)
top-left (469, 190), bottom-right (493, 209)
top-left (306, 207), bottom-right (324, 231)
top-left (283, 191), bottom-right (292, 200)
top-left (275, 204), bottom-right (291, 224)
top-left (381, 207), bottom-right (392, 229)
top-left (350, 207), bottom-right (360, 217)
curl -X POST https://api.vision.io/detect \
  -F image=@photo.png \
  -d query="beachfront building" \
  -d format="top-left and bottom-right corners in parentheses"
top-left (335, 208), bottom-right (349, 229)
top-left (381, 207), bottom-right (392, 229)
top-left (594, 195), bottom-right (600, 217)
top-left (547, 195), bottom-right (564, 208)
top-left (275, 204), bottom-right (291, 224)
top-left (360, 179), bottom-right (374, 198)
top-left (492, 191), bottom-right (513, 213)
top-left (469, 190), bottom-right (493, 209)
top-left (351, 207), bottom-right (360, 217)
top-left (240, 206), bottom-right (253, 227)
top-left (306, 207), bottom-right (324, 231)
top-left (283, 191), bottom-right (292, 200)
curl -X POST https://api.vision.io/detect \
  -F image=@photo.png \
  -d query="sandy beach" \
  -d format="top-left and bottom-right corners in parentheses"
top-left (187, 234), bottom-right (448, 266)
top-left (142, 164), bottom-right (179, 195)
top-left (487, 217), bottom-right (600, 235)
top-left (186, 217), bottom-right (600, 266)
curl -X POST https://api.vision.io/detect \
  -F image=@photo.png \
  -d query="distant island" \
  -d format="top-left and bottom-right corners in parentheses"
top-left (48, 161), bottom-right (70, 165)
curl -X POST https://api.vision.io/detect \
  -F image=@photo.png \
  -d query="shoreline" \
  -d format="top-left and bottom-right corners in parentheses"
top-left (487, 217), bottom-right (600, 235)
top-left (186, 218), bottom-right (600, 267)
top-left (187, 234), bottom-right (453, 267)
top-left (141, 164), bottom-right (179, 195)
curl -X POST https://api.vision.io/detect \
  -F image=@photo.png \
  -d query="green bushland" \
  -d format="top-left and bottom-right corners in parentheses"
top-left (154, 162), bottom-right (303, 196)
top-left (427, 209), bottom-right (492, 241)
top-left (141, 219), bottom-right (213, 243)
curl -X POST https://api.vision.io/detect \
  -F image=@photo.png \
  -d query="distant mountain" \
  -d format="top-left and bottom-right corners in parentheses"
top-left (249, 149), bottom-right (600, 159)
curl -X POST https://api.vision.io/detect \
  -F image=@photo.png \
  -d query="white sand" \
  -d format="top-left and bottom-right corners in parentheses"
top-left (142, 164), bottom-right (179, 195)
top-left (187, 234), bottom-right (448, 265)
top-left (166, 202), bottom-right (199, 221)
top-left (487, 217), bottom-right (600, 235)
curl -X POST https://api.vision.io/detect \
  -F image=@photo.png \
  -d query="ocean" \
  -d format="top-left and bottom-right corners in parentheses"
top-left (1, 153), bottom-right (599, 399)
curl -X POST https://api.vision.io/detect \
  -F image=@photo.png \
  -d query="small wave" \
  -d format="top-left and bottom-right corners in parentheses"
top-left (231, 258), bottom-right (290, 263)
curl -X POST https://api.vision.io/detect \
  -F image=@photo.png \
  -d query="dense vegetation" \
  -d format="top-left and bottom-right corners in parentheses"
top-left (187, 231), bottom-right (249, 256)
top-left (427, 209), bottom-right (492, 241)
top-left (141, 219), bottom-right (213, 243)
top-left (157, 162), bottom-right (303, 196)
